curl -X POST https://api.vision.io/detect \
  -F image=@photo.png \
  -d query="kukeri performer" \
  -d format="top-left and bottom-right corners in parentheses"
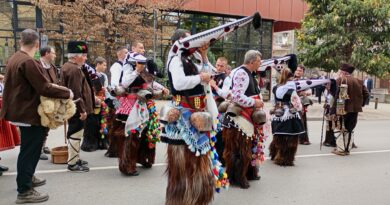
top-left (269, 64), bottom-right (331, 165)
top-left (161, 12), bottom-right (261, 204)
top-left (113, 52), bottom-right (167, 176)
top-left (221, 50), bottom-right (266, 188)
top-left (269, 68), bottom-right (305, 166)
top-left (160, 29), bottom-right (228, 205)
top-left (331, 63), bottom-right (369, 156)
top-left (105, 46), bottom-right (129, 158)
top-left (61, 41), bottom-right (95, 172)
top-left (81, 58), bottom-right (110, 151)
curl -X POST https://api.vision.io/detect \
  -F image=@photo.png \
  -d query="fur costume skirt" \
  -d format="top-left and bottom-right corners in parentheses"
top-left (118, 127), bottom-right (156, 175)
top-left (165, 145), bottom-right (214, 205)
top-left (105, 114), bottom-right (122, 158)
top-left (222, 127), bottom-right (258, 189)
top-left (269, 135), bottom-right (299, 166)
top-left (81, 114), bottom-right (106, 152)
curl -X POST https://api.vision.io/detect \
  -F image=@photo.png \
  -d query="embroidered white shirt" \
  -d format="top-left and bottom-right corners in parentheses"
top-left (110, 61), bottom-right (124, 87)
top-left (168, 51), bottom-right (215, 91)
top-left (231, 68), bottom-right (255, 107)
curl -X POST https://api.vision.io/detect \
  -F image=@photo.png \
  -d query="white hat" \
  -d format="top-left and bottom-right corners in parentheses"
top-left (126, 52), bottom-right (147, 64)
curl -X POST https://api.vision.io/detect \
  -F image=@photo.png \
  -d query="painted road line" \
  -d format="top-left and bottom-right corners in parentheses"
top-left (3, 149), bottom-right (390, 176)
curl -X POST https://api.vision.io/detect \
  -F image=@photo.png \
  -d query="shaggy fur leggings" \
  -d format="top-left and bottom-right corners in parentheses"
top-left (165, 145), bottom-right (214, 205)
top-left (116, 126), bottom-right (156, 175)
top-left (222, 127), bottom-right (258, 189)
top-left (269, 135), bottom-right (299, 166)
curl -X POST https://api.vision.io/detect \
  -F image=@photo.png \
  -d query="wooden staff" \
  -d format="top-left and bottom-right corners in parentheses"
top-left (64, 120), bottom-right (67, 144)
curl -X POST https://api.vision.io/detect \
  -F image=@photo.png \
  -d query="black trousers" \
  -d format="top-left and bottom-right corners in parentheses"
top-left (299, 111), bottom-right (310, 143)
top-left (343, 112), bottom-right (358, 132)
top-left (17, 125), bottom-right (46, 193)
top-left (81, 114), bottom-right (100, 152)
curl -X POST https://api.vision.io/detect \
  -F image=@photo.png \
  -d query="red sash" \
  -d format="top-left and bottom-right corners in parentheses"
top-left (240, 95), bottom-right (260, 124)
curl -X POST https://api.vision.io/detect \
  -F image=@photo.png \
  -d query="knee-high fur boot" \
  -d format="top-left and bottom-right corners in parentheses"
top-left (285, 136), bottom-right (299, 166)
top-left (118, 131), bottom-right (141, 175)
top-left (274, 135), bottom-right (299, 166)
top-left (105, 119), bottom-right (121, 158)
top-left (137, 128), bottom-right (156, 168)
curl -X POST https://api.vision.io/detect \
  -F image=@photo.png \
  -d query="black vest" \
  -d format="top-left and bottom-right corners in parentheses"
top-left (233, 66), bottom-right (260, 97)
top-left (212, 73), bottom-right (226, 96)
top-left (273, 85), bottom-right (294, 103)
top-left (130, 76), bottom-right (146, 88)
top-left (168, 55), bottom-right (204, 96)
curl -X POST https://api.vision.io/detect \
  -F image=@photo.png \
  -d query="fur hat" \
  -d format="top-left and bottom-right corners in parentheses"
top-left (67, 41), bottom-right (88, 54)
top-left (340, 63), bottom-right (355, 74)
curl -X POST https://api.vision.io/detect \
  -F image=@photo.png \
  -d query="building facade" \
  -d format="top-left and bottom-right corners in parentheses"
top-left (0, 0), bottom-right (307, 72)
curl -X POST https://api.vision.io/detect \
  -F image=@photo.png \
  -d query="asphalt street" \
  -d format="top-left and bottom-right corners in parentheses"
top-left (1, 102), bottom-right (390, 205)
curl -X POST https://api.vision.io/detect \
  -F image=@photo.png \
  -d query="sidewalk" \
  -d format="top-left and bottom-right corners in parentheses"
top-left (304, 97), bottom-right (390, 121)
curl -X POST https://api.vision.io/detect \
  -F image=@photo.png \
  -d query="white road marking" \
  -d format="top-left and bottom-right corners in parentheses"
top-left (3, 149), bottom-right (390, 176)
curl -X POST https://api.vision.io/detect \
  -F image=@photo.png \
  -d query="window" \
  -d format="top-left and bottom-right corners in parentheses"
top-left (17, 4), bottom-right (36, 29)
top-left (158, 11), bottom-right (273, 67)
top-left (0, 1), bottom-right (13, 30)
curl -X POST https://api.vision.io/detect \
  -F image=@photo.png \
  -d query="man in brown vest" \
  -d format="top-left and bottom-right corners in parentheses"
top-left (37, 46), bottom-right (60, 160)
top-left (332, 63), bottom-right (369, 156)
top-left (0, 29), bottom-right (72, 204)
top-left (61, 41), bottom-right (95, 172)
